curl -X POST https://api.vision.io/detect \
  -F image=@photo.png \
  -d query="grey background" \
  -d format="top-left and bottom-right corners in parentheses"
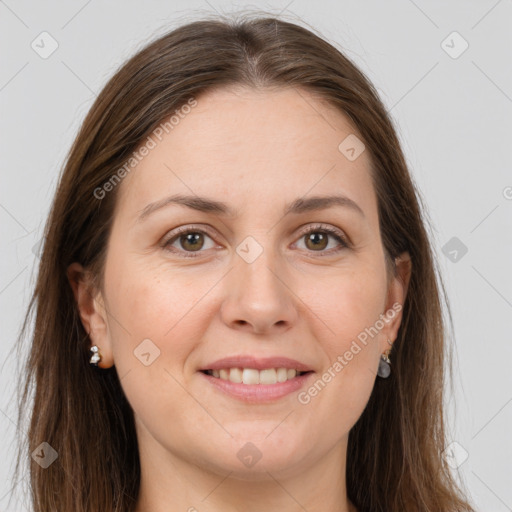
top-left (1, 1), bottom-right (511, 510)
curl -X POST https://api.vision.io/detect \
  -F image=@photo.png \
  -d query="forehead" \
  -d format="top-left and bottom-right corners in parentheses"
top-left (115, 86), bottom-right (378, 226)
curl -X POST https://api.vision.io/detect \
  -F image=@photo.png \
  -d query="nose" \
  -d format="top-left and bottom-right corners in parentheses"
top-left (220, 246), bottom-right (298, 335)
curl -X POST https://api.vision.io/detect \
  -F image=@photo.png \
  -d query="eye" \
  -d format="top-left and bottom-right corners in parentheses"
top-left (293, 224), bottom-right (349, 255)
top-left (162, 226), bottom-right (217, 258)
top-left (162, 223), bottom-right (349, 259)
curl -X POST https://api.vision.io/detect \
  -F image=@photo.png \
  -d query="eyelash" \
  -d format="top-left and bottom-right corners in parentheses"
top-left (161, 223), bottom-right (349, 259)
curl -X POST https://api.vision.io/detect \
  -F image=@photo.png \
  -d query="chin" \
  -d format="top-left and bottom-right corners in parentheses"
top-left (194, 437), bottom-right (307, 480)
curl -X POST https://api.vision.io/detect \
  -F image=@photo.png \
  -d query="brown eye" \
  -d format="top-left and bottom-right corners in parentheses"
top-left (295, 225), bottom-right (349, 255)
top-left (179, 232), bottom-right (205, 251)
top-left (163, 228), bottom-right (216, 258)
top-left (304, 232), bottom-right (328, 251)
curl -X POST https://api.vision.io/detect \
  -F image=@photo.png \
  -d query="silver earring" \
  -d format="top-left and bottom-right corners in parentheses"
top-left (377, 339), bottom-right (393, 378)
top-left (89, 345), bottom-right (101, 366)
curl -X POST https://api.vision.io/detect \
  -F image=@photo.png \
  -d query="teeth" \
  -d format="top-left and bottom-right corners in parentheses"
top-left (277, 368), bottom-right (288, 382)
top-left (259, 368), bottom-right (278, 384)
top-left (229, 367), bottom-right (243, 383)
top-left (207, 367), bottom-right (305, 384)
top-left (243, 368), bottom-right (260, 385)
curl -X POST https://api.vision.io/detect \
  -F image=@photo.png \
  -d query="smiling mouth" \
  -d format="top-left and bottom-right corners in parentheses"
top-left (200, 368), bottom-right (312, 385)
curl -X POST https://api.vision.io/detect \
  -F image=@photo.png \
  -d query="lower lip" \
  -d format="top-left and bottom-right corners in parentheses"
top-left (199, 371), bottom-right (315, 403)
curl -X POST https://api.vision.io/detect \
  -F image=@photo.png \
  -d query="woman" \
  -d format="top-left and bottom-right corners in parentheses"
top-left (15, 13), bottom-right (476, 512)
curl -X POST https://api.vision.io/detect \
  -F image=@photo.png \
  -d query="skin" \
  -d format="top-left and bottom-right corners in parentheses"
top-left (69, 86), bottom-right (411, 512)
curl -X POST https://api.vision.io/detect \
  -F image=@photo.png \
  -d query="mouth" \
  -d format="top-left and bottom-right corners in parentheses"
top-left (198, 367), bottom-right (315, 402)
top-left (200, 367), bottom-right (312, 385)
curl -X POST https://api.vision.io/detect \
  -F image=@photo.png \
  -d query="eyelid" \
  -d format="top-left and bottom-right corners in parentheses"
top-left (295, 223), bottom-right (350, 246)
top-left (161, 222), bottom-right (350, 257)
top-left (160, 224), bottom-right (221, 257)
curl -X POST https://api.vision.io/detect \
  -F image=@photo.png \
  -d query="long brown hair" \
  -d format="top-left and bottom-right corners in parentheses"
top-left (14, 12), bottom-right (475, 512)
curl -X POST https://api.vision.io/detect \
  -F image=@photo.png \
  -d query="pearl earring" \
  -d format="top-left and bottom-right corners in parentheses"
top-left (89, 345), bottom-right (101, 366)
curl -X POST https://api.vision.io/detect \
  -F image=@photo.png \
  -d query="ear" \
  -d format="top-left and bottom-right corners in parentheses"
top-left (67, 262), bottom-right (114, 368)
top-left (380, 251), bottom-right (412, 349)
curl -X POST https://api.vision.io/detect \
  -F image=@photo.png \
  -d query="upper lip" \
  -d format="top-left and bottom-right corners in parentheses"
top-left (199, 355), bottom-right (314, 372)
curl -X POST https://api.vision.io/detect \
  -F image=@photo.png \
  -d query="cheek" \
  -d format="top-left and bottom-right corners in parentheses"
top-left (301, 264), bottom-right (386, 402)
top-left (104, 256), bottom-right (221, 368)
top-left (102, 259), bottom-right (210, 431)
top-left (308, 264), bottom-right (386, 345)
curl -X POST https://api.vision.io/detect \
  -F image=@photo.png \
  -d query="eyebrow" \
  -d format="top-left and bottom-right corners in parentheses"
top-left (137, 193), bottom-right (365, 222)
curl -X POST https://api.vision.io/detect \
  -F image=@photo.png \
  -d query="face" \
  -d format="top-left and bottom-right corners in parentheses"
top-left (72, 86), bottom-right (410, 482)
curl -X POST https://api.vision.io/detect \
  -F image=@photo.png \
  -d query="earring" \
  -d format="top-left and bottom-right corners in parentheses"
top-left (89, 345), bottom-right (101, 366)
top-left (377, 339), bottom-right (393, 378)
